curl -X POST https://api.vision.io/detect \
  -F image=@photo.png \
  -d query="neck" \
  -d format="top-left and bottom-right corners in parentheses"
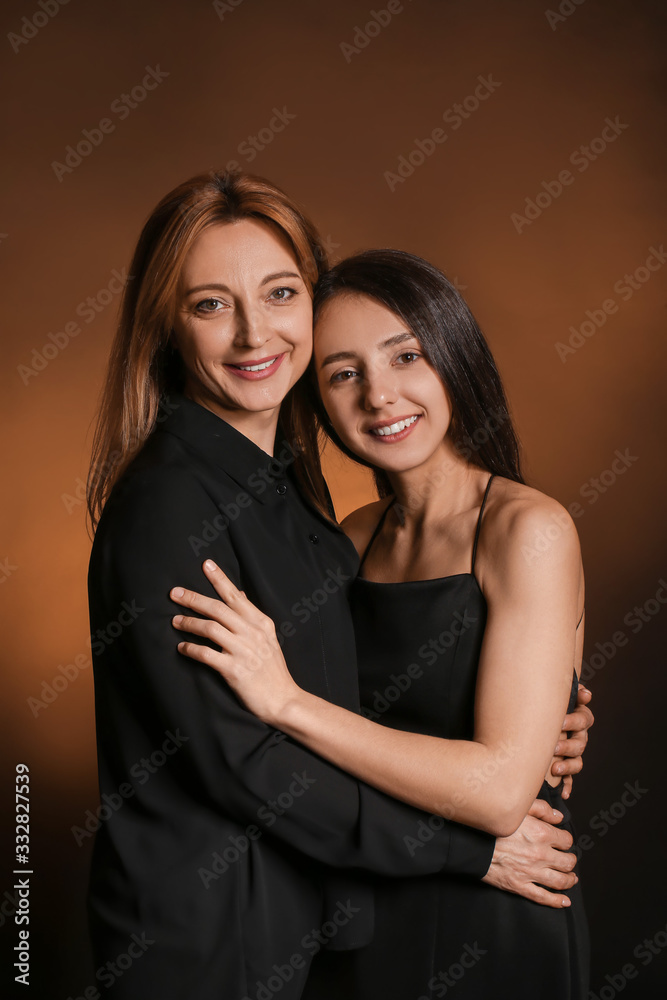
top-left (386, 440), bottom-right (481, 525)
top-left (186, 386), bottom-right (281, 455)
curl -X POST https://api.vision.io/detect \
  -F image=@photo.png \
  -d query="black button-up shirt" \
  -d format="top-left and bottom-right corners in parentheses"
top-left (87, 392), bottom-right (493, 999)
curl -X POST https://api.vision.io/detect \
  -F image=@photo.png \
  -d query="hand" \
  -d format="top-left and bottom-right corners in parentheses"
top-left (170, 560), bottom-right (302, 726)
top-left (482, 798), bottom-right (578, 908)
top-left (550, 684), bottom-right (594, 798)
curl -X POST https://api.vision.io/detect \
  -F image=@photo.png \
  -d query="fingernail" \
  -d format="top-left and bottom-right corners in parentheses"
top-left (172, 615), bottom-right (183, 626)
top-left (555, 764), bottom-right (564, 774)
top-left (553, 810), bottom-right (562, 819)
top-left (204, 560), bottom-right (217, 571)
top-left (171, 587), bottom-right (184, 598)
top-left (562, 898), bottom-right (571, 907)
top-left (554, 744), bottom-right (562, 754)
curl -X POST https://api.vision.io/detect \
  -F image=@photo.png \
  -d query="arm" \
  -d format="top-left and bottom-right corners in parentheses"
top-left (173, 499), bottom-right (583, 840)
top-left (91, 465), bottom-right (496, 880)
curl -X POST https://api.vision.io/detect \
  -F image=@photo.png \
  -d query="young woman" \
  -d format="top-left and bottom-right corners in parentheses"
top-left (87, 169), bottom-right (590, 999)
top-left (171, 249), bottom-right (590, 997)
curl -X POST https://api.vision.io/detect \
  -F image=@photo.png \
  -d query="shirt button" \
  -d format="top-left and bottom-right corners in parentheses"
top-left (276, 484), bottom-right (287, 495)
top-left (309, 534), bottom-right (319, 544)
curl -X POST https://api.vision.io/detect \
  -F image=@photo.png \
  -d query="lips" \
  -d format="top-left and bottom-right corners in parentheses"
top-left (369, 415), bottom-right (421, 440)
top-left (224, 353), bottom-right (285, 380)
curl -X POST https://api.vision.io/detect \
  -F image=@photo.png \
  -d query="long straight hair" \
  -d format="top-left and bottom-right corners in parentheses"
top-left (294, 248), bottom-right (525, 512)
top-left (87, 170), bottom-right (329, 528)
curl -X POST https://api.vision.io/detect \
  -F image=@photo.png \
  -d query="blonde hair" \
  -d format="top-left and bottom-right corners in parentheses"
top-left (87, 170), bottom-right (329, 528)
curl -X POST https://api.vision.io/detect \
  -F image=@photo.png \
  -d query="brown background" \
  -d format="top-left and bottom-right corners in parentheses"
top-left (1, 0), bottom-right (665, 996)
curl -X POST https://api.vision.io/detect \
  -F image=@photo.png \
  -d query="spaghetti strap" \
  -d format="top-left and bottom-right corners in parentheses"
top-left (358, 498), bottom-right (396, 572)
top-left (471, 475), bottom-right (495, 574)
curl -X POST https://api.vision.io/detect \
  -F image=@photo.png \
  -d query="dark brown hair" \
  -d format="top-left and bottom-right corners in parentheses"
top-left (87, 169), bottom-right (329, 528)
top-left (296, 248), bottom-right (525, 511)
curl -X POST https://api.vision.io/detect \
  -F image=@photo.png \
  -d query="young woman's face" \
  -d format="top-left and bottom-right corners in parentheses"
top-left (172, 218), bottom-right (313, 421)
top-left (314, 293), bottom-right (454, 474)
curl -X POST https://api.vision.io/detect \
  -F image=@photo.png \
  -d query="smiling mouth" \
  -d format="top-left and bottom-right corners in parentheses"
top-left (369, 415), bottom-right (421, 439)
top-left (225, 354), bottom-right (285, 379)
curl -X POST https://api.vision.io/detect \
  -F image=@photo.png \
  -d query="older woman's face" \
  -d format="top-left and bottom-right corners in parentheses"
top-left (172, 218), bottom-right (313, 425)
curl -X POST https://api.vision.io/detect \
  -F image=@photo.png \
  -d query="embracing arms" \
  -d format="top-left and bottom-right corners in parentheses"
top-left (172, 497), bottom-right (591, 840)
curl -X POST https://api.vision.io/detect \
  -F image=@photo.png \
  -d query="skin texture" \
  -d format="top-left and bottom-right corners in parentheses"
top-left (172, 218), bottom-right (313, 453)
top-left (170, 289), bottom-right (595, 906)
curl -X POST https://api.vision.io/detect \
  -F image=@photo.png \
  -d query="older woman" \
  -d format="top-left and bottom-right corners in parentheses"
top-left (87, 171), bottom-right (591, 999)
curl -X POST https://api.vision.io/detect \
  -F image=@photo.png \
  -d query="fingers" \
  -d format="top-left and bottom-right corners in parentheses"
top-left (170, 586), bottom-right (244, 633)
top-left (518, 884), bottom-right (572, 909)
top-left (544, 825), bottom-right (574, 853)
top-left (561, 775), bottom-right (573, 800)
top-left (554, 730), bottom-right (588, 756)
top-left (527, 798), bottom-right (564, 826)
top-left (562, 704), bottom-right (594, 736)
top-left (175, 639), bottom-right (231, 675)
top-left (172, 613), bottom-right (236, 652)
top-left (576, 683), bottom-right (593, 705)
top-left (552, 753), bottom-right (584, 776)
top-left (201, 561), bottom-right (269, 628)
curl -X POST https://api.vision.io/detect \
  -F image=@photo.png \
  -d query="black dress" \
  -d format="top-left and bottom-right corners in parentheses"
top-left (341, 475), bottom-right (589, 999)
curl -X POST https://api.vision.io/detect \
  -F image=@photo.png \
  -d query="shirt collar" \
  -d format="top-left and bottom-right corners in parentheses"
top-left (156, 391), bottom-right (300, 504)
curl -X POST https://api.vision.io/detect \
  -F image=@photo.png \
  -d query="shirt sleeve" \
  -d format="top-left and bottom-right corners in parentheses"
top-left (90, 463), bottom-right (494, 880)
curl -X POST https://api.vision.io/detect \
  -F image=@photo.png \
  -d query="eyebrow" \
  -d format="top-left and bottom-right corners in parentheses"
top-left (319, 331), bottom-right (418, 369)
top-left (184, 271), bottom-right (302, 296)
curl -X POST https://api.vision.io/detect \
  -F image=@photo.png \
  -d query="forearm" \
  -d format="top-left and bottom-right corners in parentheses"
top-left (279, 689), bottom-right (543, 837)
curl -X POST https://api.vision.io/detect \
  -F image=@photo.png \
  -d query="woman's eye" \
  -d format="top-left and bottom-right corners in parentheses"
top-left (195, 298), bottom-right (224, 314)
top-left (396, 351), bottom-right (421, 364)
top-left (331, 369), bottom-right (359, 383)
top-left (268, 286), bottom-right (297, 302)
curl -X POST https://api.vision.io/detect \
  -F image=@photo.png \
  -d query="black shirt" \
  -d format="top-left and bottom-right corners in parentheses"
top-left (87, 391), bottom-right (494, 999)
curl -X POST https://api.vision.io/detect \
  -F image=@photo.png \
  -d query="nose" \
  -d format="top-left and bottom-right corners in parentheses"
top-left (233, 301), bottom-right (269, 350)
top-left (361, 369), bottom-right (399, 411)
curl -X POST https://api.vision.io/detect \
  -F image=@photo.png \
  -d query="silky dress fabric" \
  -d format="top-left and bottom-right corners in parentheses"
top-left (335, 477), bottom-right (589, 999)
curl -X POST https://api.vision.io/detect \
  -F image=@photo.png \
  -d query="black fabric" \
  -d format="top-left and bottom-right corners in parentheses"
top-left (307, 506), bottom-right (589, 998)
top-left (86, 392), bottom-right (495, 999)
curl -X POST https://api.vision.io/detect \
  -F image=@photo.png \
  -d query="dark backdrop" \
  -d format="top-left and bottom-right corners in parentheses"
top-left (1, 1), bottom-right (665, 997)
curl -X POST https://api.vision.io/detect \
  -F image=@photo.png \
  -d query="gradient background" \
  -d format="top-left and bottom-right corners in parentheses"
top-left (1, 0), bottom-right (666, 997)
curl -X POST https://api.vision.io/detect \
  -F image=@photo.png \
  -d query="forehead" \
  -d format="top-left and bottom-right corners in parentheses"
top-left (181, 218), bottom-right (299, 280)
top-left (314, 293), bottom-right (414, 351)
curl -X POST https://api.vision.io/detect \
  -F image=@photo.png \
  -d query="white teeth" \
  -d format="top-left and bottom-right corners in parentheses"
top-left (371, 416), bottom-right (419, 436)
top-left (235, 358), bottom-right (277, 372)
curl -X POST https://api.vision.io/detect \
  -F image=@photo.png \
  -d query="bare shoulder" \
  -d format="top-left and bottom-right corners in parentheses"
top-left (340, 498), bottom-right (394, 558)
top-left (482, 477), bottom-right (581, 573)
